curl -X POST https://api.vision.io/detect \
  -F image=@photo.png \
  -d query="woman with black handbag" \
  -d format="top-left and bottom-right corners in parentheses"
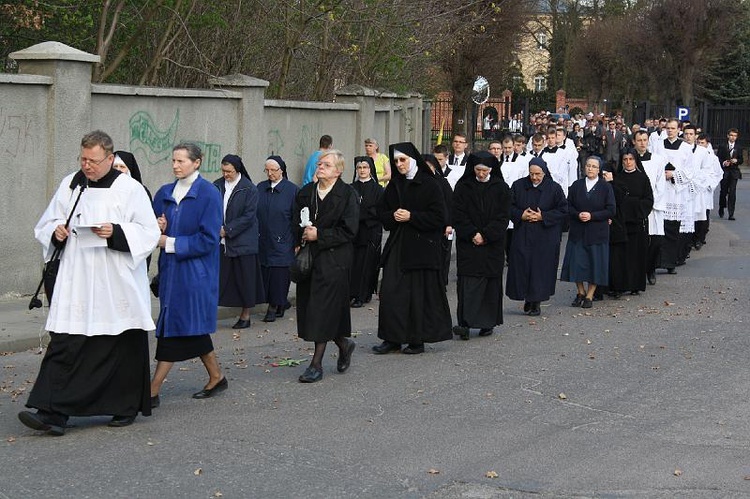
top-left (292, 150), bottom-right (359, 383)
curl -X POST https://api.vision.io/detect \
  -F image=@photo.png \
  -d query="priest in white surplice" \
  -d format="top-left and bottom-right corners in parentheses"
top-left (19, 130), bottom-right (159, 436)
top-left (651, 118), bottom-right (694, 274)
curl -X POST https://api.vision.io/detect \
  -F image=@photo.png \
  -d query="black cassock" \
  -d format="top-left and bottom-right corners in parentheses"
top-left (453, 173), bottom-right (510, 329)
top-left (608, 169), bottom-right (654, 292)
top-left (350, 178), bottom-right (383, 302)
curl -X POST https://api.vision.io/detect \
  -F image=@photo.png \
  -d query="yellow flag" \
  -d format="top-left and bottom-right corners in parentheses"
top-left (437, 117), bottom-right (445, 145)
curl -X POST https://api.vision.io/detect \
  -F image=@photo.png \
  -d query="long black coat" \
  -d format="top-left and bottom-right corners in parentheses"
top-left (378, 171), bottom-right (447, 271)
top-left (506, 176), bottom-right (568, 302)
top-left (293, 178), bottom-right (359, 342)
top-left (609, 169), bottom-right (653, 292)
top-left (453, 175), bottom-right (511, 277)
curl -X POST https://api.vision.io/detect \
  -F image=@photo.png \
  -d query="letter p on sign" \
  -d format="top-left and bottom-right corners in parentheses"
top-left (677, 106), bottom-right (690, 122)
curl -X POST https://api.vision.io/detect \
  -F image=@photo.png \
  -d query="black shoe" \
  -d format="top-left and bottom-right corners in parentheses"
top-left (18, 411), bottom-right (66, 436)
top-left (478, 328), bottom-right (493, 337)
top-left (108, 415), bottom-right (136, 427)
top-left (276, 302), bottom-right (292, 318)
top-left (676, 260), bottom-right (686, 266)
top-left (151, 395), bottom-right (160, 409)
top-left (581, 298), bottom-right (593, 309)
top-left (667, 268), bottom-right (677, 275)
top-left (571, 294), bottom-right (585, 307)
top-left (693, 241), bottom-right (703, 251)
top-left (630, 290), bottom-right (640, 296)
top-left (647, 272), bottom-right (656, 285)
top-left (350, 299), bottom-right (363, 308)
top-left (192, 377), bottom-right (228, 399)
top-left (452, 325), bottom-right (470, 341)
top-left (372, 341), bottom-right (401, 354)
top-left (523, 301), bottom-right (531, 313)
top-left (232, 318), bottom-right (251, 329)
top-left (729, 216), bottom-right (736, 221)
top-left (402, 343), bottom-right (425, 354)
top-left (528, 302), bottom-right (541, 316)
top-left (262, 307), bottom-right (276, 322)
top-left (337, 339), bottom-right (355, 373)
top-left (719, 208), bottom-right (725, 218)
top-left (298, 366), bottom-right (323, 383)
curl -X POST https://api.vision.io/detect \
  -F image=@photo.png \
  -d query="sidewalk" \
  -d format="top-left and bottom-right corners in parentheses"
top-left (0, 295), bottom-right (261, 353)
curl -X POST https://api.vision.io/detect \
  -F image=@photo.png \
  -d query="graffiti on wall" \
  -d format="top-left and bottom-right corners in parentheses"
top-left (0, 109), bottom-right (38, 159)
top-left (294, 125), bottom-right (314, 163)
top-left (128, 109), bottom-right (222, 173)
top-left (267, 130), bottom-right (284, 157)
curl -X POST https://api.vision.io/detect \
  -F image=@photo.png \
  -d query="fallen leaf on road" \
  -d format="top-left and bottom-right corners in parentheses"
top-left (7, 436), bottom-right (16, 443)
top-left (427, 469), bottom-right (440, 475)
top-left (558, 393), bottom-right (567, 400)
top-left (213, 492), bottom-right (223, 497)
top-left (485, 471), bottom-right (498, 478)
top-left (194, 468), bottom-right (202, 476)
top-left (674, 469), bottom-right (682, 476)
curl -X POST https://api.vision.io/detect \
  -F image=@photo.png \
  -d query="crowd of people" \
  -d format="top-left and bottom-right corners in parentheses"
top-left (18, 117), bottom-right (741, 435)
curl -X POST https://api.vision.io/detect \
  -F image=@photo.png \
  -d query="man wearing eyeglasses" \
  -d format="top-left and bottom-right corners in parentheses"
top-left (19, 130), bottom-right (160, 435)
top-left (446, 133), bottom-right (470, 189)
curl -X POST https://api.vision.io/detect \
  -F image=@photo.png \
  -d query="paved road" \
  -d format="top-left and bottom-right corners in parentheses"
top-left (1, 184), bottom-right (749, 498)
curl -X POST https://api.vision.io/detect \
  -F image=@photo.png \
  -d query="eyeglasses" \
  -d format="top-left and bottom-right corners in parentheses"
top-left (263, 168), bottom-right (281, 173)
top-left (78, 155), bottom-right (110, 167)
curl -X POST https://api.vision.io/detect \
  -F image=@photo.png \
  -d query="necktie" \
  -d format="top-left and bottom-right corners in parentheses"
top-left (505, 156), bottom-right (509, 163)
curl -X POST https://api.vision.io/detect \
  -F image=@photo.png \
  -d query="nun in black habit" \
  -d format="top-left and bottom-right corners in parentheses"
top-left (605, 148), bottom-right (654, 295)
top-left (451, 152), bottom-right (511, 339)
top-left (373, 142), bottom-right (452, 355)
top-left (350, 156), bottom-right (384, 307)
top-left (505, 157), bottom-right (568, 316)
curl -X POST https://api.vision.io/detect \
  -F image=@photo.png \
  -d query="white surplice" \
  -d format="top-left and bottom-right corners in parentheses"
top-left (34, 172), bottom-right (160, 336)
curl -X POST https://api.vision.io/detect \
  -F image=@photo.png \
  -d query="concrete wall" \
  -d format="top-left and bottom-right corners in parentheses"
top-left (0, 42), bottom-right (426, 297)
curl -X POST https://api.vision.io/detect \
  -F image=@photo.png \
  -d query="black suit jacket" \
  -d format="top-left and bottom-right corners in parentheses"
top-left (717, 142), bottom-right (744, 180)
top-left (448, 153), bottom-right (468, 167)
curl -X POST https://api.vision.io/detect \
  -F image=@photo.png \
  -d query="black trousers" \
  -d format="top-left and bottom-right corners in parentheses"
top-left (659, 221), bottom-right (681, 270)
top-left (694, 210), bottom-right (710, 245)
top-left (719, 176), bottom-right (738, 216)
top-left (647, 234), bottom-right (664, 274)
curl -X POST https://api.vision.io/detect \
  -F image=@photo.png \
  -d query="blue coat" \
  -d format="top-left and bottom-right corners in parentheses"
top-left (213, 176), bottom-right (259, 257)
top-left (506, 176), bottom-right (568, 302)
top-left (257, 178), bottom-right (299, 267)
top-left (153, 175), bottom-right (222, 337)
top-left (567, 178), bottom-right (616, 246)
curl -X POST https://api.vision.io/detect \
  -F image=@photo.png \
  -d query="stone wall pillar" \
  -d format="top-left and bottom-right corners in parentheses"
top-left (209, 74), bottom-right (269, 169)
top-left (10, 42), bottom-right (99, 197)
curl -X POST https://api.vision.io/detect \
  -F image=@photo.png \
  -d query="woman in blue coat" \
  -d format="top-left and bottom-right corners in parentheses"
top-left (257, 155), bottom-right (299, 322)
top-left (214, 155), bottom-right (265, 329)
top-left (505, 157), bottom-right (568, 316)
top-left (150, 143), bottom-right (226, 406)
top-left (560, 156), bottom-right (616, 308)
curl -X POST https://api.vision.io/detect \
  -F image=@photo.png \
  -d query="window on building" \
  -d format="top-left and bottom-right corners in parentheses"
top-left (537, 32), bottom-right (547, 50)
top-left (534, 75), bottom-right (546, 92)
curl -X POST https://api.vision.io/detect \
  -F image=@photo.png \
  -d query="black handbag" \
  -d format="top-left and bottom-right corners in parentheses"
top-left (29, 182), bottom-right (87, 309)
top-left (290, 243), bottom-right (313, 283)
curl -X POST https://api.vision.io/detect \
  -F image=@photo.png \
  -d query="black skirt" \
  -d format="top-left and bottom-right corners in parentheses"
top-left (349, 241), bottom-right (381, 301)
top-left (456, 275), bottom-right (504, 329)
top-left (155, 334), bottom-right (214, 362)
top-left (26, 330), bottom-right (151, 417)
top-left (219, 252), bottom-right (265, 308)
top-left (377, 231), bottom-right (452, 345)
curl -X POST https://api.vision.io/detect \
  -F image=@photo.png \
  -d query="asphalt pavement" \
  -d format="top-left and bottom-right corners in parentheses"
top-left (1, 184), bottom-right (749, 498)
